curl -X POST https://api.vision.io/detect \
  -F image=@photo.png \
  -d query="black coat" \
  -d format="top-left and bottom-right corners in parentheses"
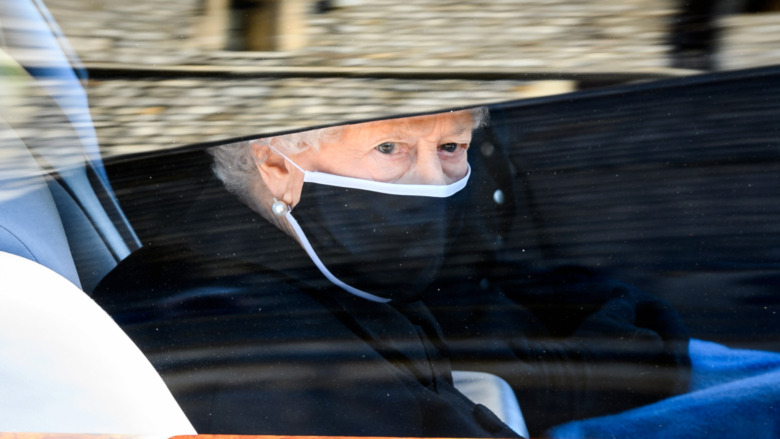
top-left (93, 182), bottom-right (521, 437)
top-left (94, 165), bottom-right (689, 437)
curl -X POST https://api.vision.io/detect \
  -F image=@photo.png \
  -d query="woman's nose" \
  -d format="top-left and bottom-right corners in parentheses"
top-left (410, 149), bottom-right (448, 185)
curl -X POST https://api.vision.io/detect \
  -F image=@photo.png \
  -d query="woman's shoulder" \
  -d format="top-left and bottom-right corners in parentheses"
top-left (92, 238), bottom-right (326, 325)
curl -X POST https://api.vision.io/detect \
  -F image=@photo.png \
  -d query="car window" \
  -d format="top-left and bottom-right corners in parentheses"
top-left (3, 0), bottom-right (780, 437)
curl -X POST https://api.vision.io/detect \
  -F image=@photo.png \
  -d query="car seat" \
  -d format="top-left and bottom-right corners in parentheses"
top-left (1, 1), bottom-right (196, 433)
top-left (0, 250), bottom-right (196, 434)
top-left (0, 0), bottom-right (139, 292)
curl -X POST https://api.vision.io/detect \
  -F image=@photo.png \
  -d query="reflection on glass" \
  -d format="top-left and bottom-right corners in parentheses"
top-left (96, 95), bottom-right (780, 437)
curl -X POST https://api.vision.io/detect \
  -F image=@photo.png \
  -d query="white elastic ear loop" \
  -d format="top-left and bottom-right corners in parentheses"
top-left (285, 212), bottom-right (391, 303)
top-left (268, 146), bottom-right (468, 302)
top-left (268, 145), bottom-right (307, 173)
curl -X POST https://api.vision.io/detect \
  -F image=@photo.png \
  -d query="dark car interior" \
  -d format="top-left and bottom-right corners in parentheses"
top-left (105, 66), bottom-right (780, 354)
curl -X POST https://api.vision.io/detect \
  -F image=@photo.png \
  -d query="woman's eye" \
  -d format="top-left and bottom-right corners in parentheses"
top-left (376, 142), bottom-right (397, 154)
top-left (439, 143), bottom-right (460, 153)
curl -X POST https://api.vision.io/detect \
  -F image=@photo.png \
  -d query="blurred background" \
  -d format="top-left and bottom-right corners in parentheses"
top-left (40, 0), bottom-right (780, 155)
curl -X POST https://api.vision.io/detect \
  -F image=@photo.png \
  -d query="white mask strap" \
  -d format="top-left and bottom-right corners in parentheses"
top-left (286, 212), bottom-right (392, 303)
top-left (304, 165), bottom-right (470, 198)
top-left (269, 146), bottom-right (470, 198)
top-left (268, 145), bottom-right (306, 173)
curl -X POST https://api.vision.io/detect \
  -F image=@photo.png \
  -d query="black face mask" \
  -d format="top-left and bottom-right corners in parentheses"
top-left (284, 166), bottom-right (471, 303)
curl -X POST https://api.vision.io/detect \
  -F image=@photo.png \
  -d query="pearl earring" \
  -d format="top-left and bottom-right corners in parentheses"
top-left (272, 197), bottom-right (288, 217)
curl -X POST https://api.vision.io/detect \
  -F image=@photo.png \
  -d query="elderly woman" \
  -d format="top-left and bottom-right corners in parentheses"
top-left (94, 108), bottom-right (690, 437)
top-left (210, 108), bottom-right (484, 302)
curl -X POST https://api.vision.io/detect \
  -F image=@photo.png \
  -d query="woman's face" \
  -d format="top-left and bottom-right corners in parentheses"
top-left (294, 110), bottom-right (474, 186)
top-left (254, 110), bottom-right (475, 213)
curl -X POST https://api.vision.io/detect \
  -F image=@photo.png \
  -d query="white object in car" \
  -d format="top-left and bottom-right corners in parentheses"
top-left (0, 251), bottom-right (196, 436)
top-left (453, 370), bottom-right (529, 438)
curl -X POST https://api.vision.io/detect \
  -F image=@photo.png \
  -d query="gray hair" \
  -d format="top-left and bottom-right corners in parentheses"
top-left (209, 128), bottom-right (336, 205)
top-left (209, 107), bottom-right (488, 204)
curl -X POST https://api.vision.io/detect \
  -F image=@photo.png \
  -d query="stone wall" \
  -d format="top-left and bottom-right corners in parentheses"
top-left (87, 76), bottom-right (569, 155)
top-left (719, 13), bottom-right (780, 70)
top-left (38, 0), bottom-right (780, 155)
top-left (46, 0), bottom-right (677, 71)
top-left (44, 0), bottom-right (203, 65)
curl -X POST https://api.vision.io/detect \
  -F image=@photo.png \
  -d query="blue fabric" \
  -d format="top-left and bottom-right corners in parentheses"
top-left (549, 339), bottom-right (780, 439)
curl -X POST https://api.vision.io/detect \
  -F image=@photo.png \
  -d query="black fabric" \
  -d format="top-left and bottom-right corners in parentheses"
top-left (291, 176), bottom-right (468, 302)
top-left (94, 149), bottom-right (690, 437)
top-left (420, 130), bottom-right (691, 435)
top-left (423, 264), bottom-right (691, 434)
top-left (93, 179), bottom-right (520, 438)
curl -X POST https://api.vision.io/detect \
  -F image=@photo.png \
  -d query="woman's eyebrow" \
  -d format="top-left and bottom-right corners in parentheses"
top-left (370, 127), bottom-right (414, 143)
top-left (384, 119), bottom-right (415, 137)
top-left (447, 126), bottom-right (474, 139)
top-left (362, 116), bottom-right (472, 144)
